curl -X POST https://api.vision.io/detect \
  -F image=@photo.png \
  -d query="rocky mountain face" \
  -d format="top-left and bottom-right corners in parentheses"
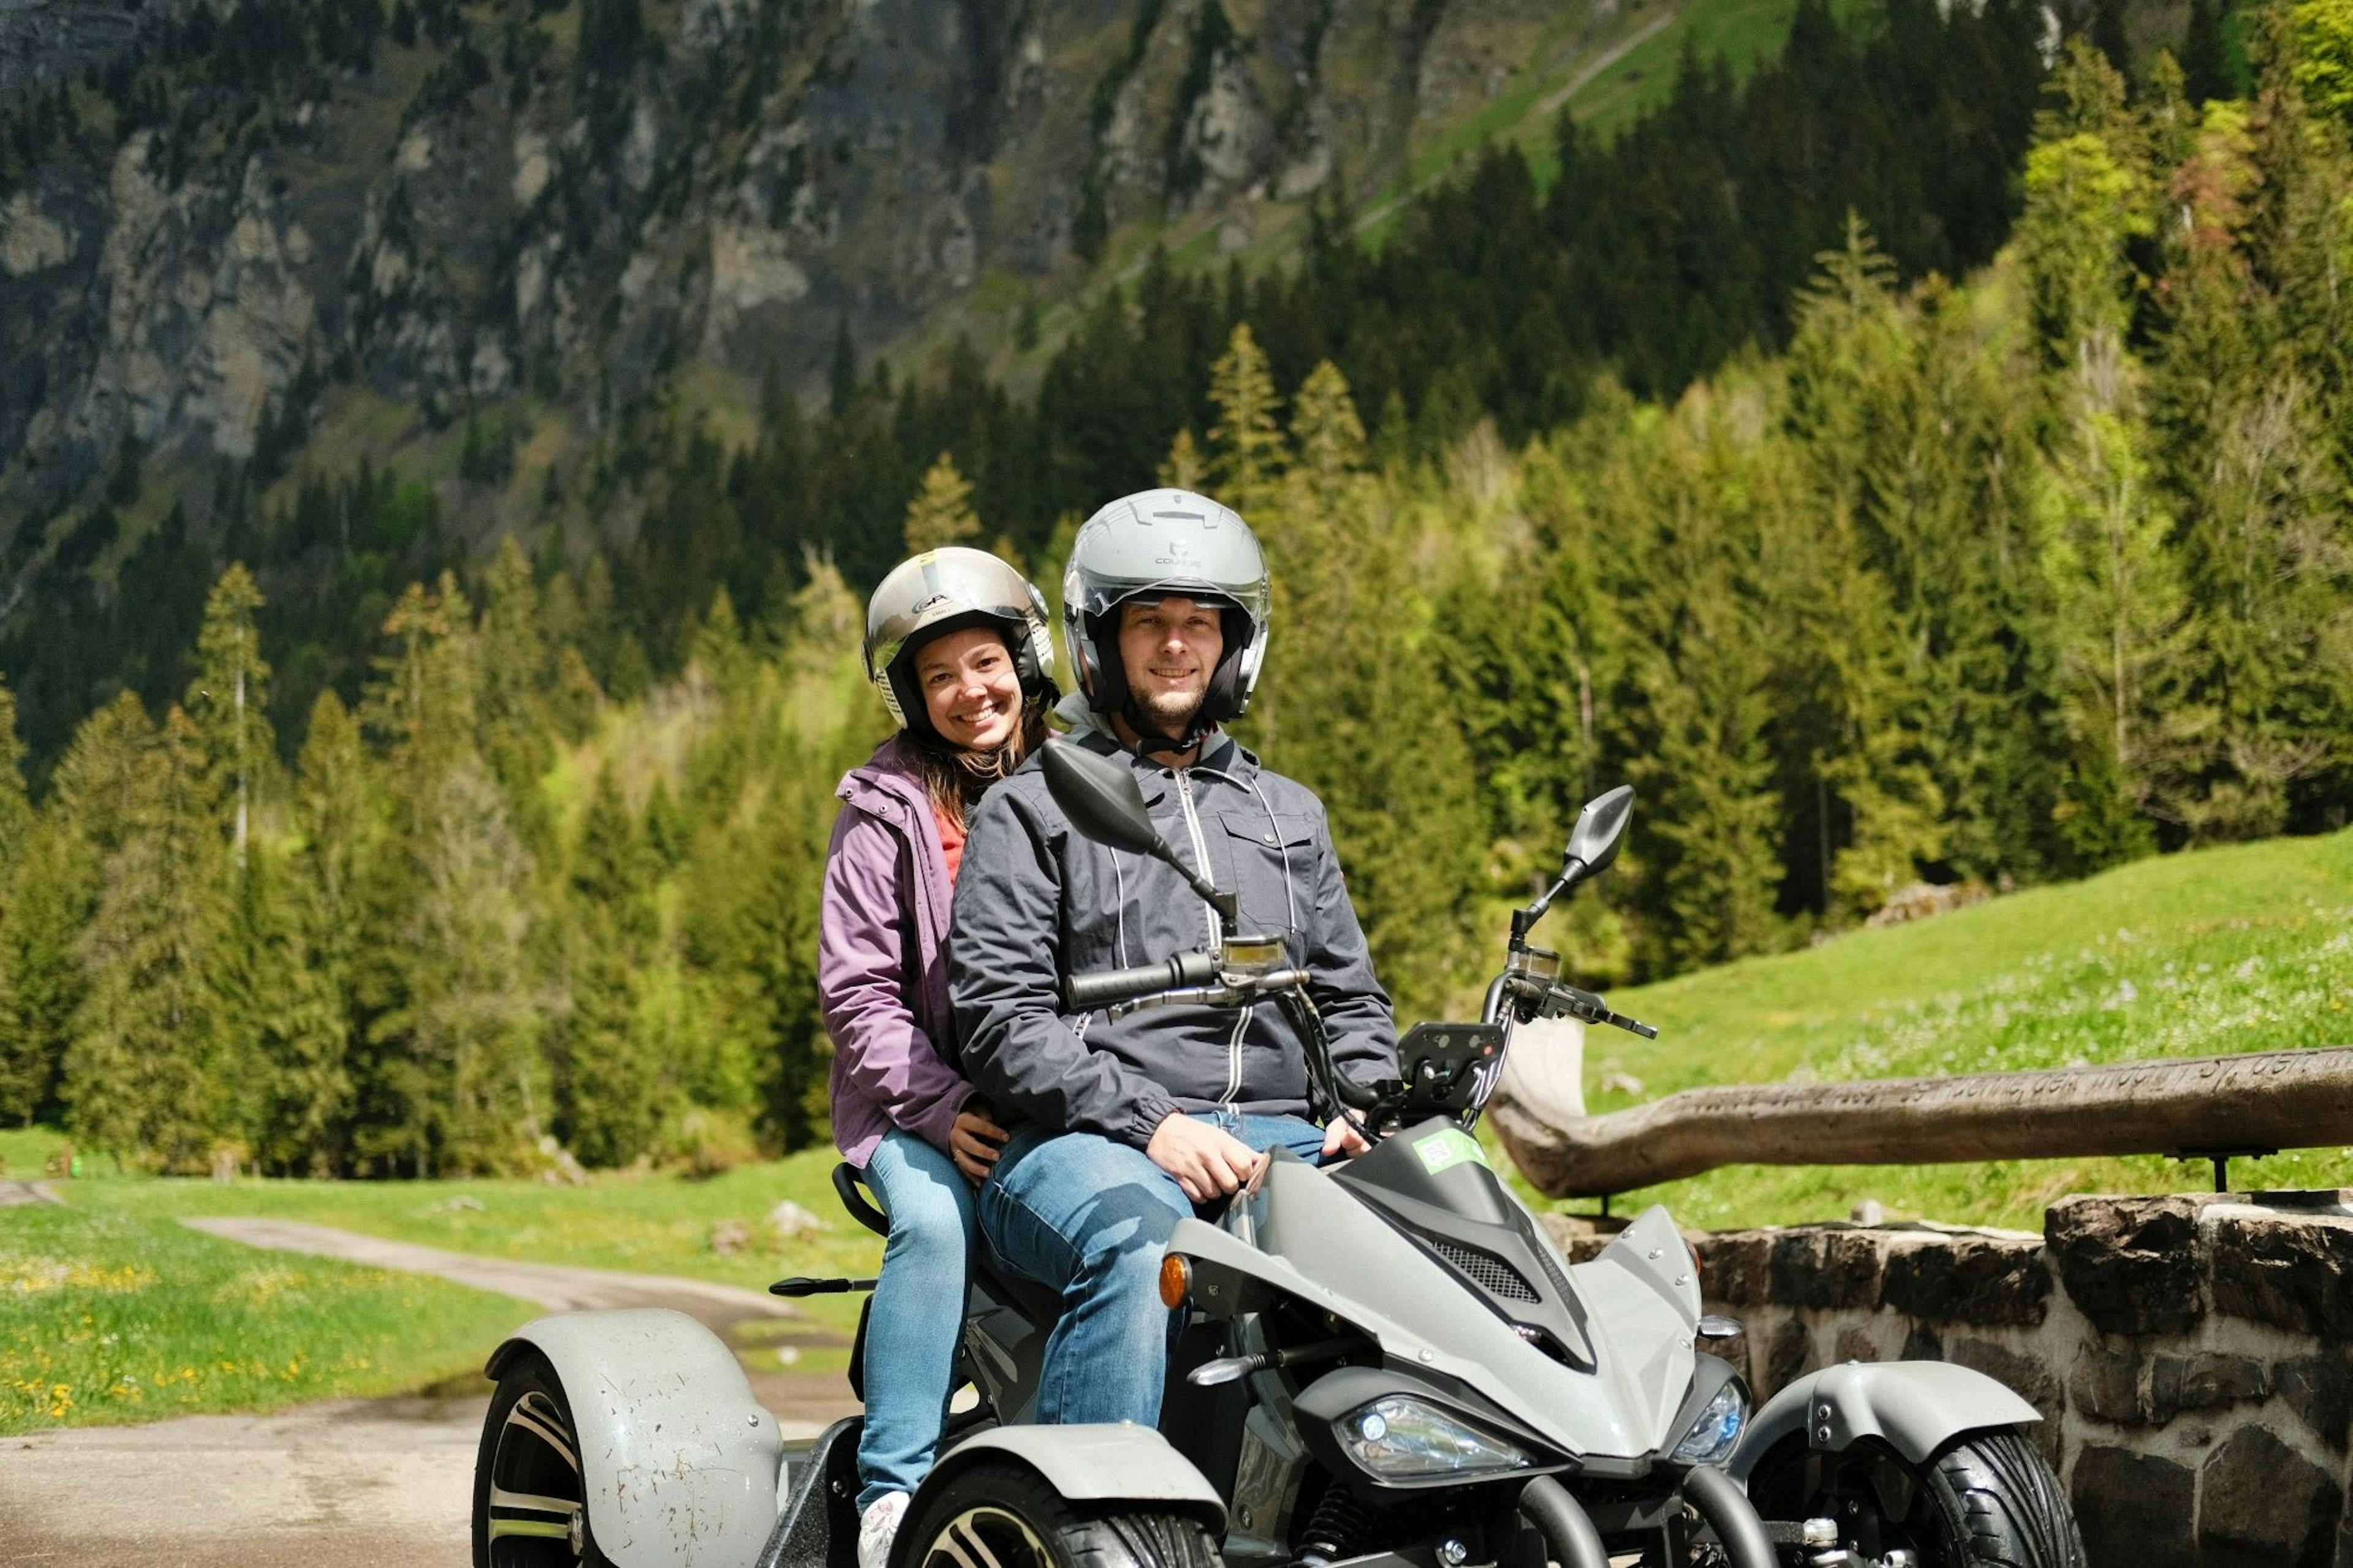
top-left (1, 0), bottom-right (1583, 522)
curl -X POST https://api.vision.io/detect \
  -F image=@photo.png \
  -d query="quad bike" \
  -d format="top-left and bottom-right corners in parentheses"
top-left (472, 746), bottom-right (2086, 1568)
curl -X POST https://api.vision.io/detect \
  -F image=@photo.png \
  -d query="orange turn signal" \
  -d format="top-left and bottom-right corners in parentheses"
top-left (1159, 1254), bottom-right (1192, 1309)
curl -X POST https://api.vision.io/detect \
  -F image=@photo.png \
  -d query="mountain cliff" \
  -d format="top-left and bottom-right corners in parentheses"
top-left (1, 0), bottom-right (1641, 518)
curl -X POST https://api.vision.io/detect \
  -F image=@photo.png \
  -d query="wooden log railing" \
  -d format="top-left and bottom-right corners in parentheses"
top-left (1487, 1045), bottom-right (2353, 1199)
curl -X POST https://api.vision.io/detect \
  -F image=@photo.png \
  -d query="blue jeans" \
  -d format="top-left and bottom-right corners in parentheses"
top-left (977, 1110), bottom-right (1328, 1426)
top-left (855, 1129), bottom-right (977, 1509)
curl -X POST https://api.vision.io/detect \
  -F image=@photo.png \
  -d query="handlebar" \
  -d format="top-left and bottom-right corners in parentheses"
top-left (1063, 952), bottom-right (1219, 1012)
top-left (1499, 972), bottom-right (1658, 1038)
top-left (1060, 952), bottom-right (1381, 1123)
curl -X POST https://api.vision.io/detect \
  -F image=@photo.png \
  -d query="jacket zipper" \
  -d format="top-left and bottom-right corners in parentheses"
top-left (1175, 770), bottom-right (1249, 1104)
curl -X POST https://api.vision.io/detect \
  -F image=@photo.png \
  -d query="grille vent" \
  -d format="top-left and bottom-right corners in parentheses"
top-left (1427, 1238), bottom-right (1540, 1303)
top-left (1531, 1235), bottom-right (1577, 1301)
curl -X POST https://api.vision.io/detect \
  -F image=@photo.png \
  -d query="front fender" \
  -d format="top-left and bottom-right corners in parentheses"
top-left (488, 1308), bottom-right (784, 1568)
top-left (1726, 1360), bottom-right (2041, 1485)
top-left (926, 1424), bottom-right (1226, 1534)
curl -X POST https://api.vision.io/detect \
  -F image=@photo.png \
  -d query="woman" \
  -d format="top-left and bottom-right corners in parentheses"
top-left (818, 547), bottom-right (1058, 1568)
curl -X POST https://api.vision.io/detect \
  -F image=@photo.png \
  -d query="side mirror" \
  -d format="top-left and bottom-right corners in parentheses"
top-left (1564, 785), bottom-right (1634, 879)
top-left (1039, 740), bottom-right (1239, 926)
top-left (1039, 740), bottom-right (1165, 857)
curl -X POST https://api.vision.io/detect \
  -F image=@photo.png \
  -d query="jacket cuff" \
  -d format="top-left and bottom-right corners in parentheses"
top-left (1118, 1094), bottom-right (1182, 1151)
top-left (909, 1088), bottom-right (975, 1154)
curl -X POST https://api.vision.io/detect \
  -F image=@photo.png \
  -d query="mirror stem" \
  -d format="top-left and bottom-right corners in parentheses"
top-left (1154, 844), bottom-right (1238, 928)
top-left (1514, 866), bottom-right (1580, 947)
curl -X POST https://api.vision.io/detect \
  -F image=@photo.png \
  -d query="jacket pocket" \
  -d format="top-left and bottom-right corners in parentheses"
top-left (1216, 809), bottom-right (1317, 945)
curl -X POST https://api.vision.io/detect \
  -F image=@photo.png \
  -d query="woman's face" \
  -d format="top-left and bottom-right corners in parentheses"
top-left (915, 626), bottom-right (1022, 753)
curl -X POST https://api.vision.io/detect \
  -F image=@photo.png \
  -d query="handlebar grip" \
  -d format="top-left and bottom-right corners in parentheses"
top-left (1063, 952), bottom-right (1219, 1012)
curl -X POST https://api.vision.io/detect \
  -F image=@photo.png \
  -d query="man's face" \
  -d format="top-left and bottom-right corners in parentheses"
top-left (1116, 596), bottom-right (1224, 738)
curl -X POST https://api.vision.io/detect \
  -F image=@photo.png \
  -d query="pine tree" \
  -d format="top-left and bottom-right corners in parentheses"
top-left (355, 577), bottom-right (545, 1177)
top-left (477, 537), bottom-right (560, 849)
top-left (256, 691), bottom-right (375, 1173)
top-left (1612, 426), bottom-right (1785, 969)
top-left (63, 708), bottom-right (228, 1169)
top-left (0, 678), bottom-right (47, 1122)
top-left (901, 452), bottom-right (982, 554)
top-left (2039, 335), bottom-right (2184, 865)
top-left (555, 769), bottom-right (661, 1165)
top-left (2016, 127), bottom-right (2152, 366)
top-left (0, 827), bottom-right (81, 1125)
top-left (1159, 428), bottom-right (1208, 490)
top-left (0, 676), bottom-right (31, 879)
top-left (1205, 324), bottom-right (1288, 515)
top-left (185, 564), bottom-right (274, 873)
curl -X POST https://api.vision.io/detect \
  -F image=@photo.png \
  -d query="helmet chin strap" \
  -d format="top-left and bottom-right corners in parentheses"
top-left (1125, 708), bottom-right (1217, 760)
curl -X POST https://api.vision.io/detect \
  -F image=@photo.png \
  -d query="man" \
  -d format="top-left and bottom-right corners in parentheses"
top-left (949, 487), bottom-right (1398, 1427)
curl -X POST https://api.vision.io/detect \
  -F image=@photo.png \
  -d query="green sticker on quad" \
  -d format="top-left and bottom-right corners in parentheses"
top-left (1414, 1127), bottom-right (1488, 1175)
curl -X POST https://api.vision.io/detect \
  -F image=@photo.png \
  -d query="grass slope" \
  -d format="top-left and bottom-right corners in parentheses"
top-left (7, 1151), bottom-right (875, 1433)
top-left (1566, 828), bottom-right (2353, 1231)
top-left (1, 1203), bottom-right (531, 1434)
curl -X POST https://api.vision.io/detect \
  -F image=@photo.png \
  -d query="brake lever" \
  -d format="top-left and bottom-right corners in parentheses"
top-left (1543, 981), bottom-right (1660, 1040)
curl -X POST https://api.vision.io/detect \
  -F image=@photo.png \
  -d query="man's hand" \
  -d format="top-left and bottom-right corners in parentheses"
top-left (1146, 1113), bottom-right (1264, 1203)
top-left (949, 1105), bottom-right (1010, 1183)
top-left (1321, 1115), bottom-right (1371, 1160)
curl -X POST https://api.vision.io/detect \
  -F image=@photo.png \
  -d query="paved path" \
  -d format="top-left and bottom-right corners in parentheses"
top-left (0, 1179), bottom-right (64, 1206)
top-left (178, 1216), bottom-right (801, 1322)
top-left (2, 1218), bottom-right (855, 1568)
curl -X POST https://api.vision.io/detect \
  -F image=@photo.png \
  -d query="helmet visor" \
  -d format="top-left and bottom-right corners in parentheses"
top-left (866, 550), bottom-right (1044, 680)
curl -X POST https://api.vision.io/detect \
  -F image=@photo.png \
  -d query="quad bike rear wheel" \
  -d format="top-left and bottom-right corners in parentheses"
top-left (900, 1460), bottom-right (1218, 1568)
top-left (1745, 1426), bottom-right (2085, 1568)
top-left (472, 1349), bottom-right (611, 1568)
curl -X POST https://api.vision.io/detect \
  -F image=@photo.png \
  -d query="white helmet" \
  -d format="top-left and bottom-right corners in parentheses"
top-left (863, 548), bottom-right (1057, 738)
top-left (1062, 489), bottom-right (1270, 737)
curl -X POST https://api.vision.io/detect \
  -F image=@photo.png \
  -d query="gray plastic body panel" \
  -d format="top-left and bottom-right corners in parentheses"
top-left (489, 1308), bottom-right (784, 1568)
top-left (1726, 1360), bottom-right (2042, 1485)
top-left (1172, 1156), bottom-right (1699, 1461)
top-left (926, 1423), bottom-right (1227, 1531)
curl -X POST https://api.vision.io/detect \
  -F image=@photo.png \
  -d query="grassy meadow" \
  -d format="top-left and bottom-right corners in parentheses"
top-left (1561, 826), bottom-right (2353, 1230)
top-left (1, 1200), bottom-right (532, 1435)
top-left (1, 1140), bottom-right (878, 1434)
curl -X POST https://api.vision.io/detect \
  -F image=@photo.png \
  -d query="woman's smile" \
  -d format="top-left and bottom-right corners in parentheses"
top-left (915, 626), bottom-right (1023, 753)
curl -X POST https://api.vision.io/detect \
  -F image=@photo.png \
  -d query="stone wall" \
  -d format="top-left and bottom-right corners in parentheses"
top-left (1544, 1191), bottom-right (2353, 1567)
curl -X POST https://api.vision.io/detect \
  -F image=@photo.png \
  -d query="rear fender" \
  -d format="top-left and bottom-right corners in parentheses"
top-left (487, 1308), bottom-right (784, 1568)
top-left (1726, 1361), bottom-right (2041, 1486)
top-left (923, 1424), bottom-right (1227, 1534)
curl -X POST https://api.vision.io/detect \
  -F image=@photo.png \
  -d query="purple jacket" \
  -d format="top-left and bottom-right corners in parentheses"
top-left (820, 735), bottom-right (975, 1168)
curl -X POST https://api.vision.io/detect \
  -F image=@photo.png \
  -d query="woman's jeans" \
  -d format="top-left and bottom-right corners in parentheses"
top-left (855, 1129), bottom-right (976, 1510)
top-left (978, 1110), bottom-right (1327, 1428)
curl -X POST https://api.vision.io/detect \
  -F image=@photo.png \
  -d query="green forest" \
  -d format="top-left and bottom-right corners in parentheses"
top-left (2, 0), bottom-right (2351, 1179)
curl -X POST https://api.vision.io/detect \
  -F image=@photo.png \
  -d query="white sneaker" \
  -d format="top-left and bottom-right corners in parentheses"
top-left (858, 1490), bottom-right (911, 1568)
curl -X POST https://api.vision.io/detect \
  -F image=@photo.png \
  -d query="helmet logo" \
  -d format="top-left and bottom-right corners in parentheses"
top-left (909, 592), bottom-right (954, 615)
top-left (1155, 537), bottom-right (1202, 570)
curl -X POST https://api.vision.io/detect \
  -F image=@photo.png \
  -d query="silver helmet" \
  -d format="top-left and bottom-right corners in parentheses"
top-left (1062, 489), bottom-right (1270, 733)
top-left (863, 547), bottom-right (1057, 737)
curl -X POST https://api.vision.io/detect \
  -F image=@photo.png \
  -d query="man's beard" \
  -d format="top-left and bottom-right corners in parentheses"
top-left (1133, 683), bottom-right (1208, 738)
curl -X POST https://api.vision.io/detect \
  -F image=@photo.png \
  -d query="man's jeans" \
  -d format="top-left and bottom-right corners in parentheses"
top-left (977, 1110), bottom-right (1328, 1426)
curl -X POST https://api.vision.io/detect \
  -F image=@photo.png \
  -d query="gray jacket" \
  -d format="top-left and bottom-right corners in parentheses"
top-left (949, 732), bottom-right (1398, 1148)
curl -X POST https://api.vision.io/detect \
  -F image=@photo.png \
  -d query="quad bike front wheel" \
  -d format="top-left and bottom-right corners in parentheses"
top-left (1745, 1427), bottom-right (2085, 1568)
top-left (471, 1349), bottom-right (611, 1568)
top-left (900, 1460), bottom-right (1218, 1568)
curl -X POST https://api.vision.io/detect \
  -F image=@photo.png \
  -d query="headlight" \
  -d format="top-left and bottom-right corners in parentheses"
top-left (1670, 1379), bottom-right (1748, 1464)
top-left (1336, 1396), bottom-right (1533, 1478)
